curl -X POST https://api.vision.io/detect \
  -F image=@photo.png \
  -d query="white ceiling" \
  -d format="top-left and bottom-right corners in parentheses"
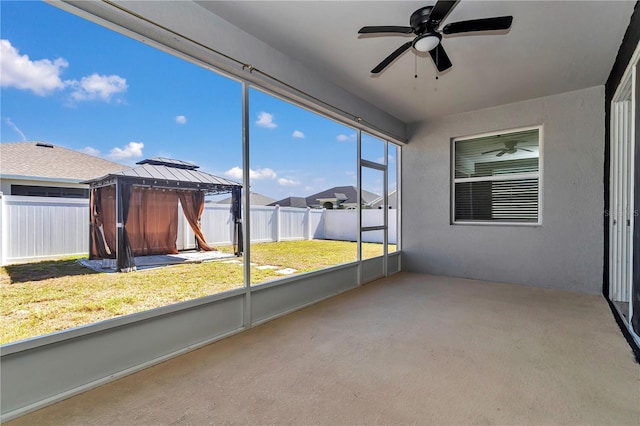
top-left (198, 1), bottom-right (635, 124)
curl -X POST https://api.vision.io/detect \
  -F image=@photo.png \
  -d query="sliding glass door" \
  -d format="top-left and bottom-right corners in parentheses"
top-left (610, 54), bottom-right (638, 341)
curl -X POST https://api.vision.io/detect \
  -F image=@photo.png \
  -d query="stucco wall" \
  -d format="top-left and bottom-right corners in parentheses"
top-left (403, 86), bottom-right (605, 294)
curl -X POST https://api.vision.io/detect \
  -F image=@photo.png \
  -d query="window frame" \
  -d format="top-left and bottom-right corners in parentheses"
top-left (450, 125), bottom-right (544, 226)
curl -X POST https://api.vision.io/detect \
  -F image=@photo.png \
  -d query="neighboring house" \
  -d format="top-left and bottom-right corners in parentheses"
top-left (215, 191), bottom-right (276, 206)
top-left (370, 189), bottom-right (397, 209)
top-left (268, 196), bottom-right (309, 208)
top-left (0, 141), bottom-right (128, 197)
top-left (270, 185), bottom-right (379, 209)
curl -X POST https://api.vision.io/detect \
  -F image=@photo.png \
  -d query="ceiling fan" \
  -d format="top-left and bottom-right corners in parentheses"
top-left (482, 141), bottom-right (533, 157)
top-left (358, 0), bottom-right (513, 74)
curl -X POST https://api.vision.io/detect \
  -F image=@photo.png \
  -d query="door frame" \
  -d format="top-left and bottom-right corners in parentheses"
top-left (609, 40), bottom-right (640, 346)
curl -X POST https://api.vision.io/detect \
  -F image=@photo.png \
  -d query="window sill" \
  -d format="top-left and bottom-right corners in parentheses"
top-left (451, 220), bottom-right (542, 227)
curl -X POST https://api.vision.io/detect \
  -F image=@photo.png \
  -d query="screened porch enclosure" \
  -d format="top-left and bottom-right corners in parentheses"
top-left (85, 158), bottom-right (243, 272)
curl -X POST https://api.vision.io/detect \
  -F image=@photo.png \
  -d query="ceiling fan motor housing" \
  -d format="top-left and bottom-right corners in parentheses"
top-left (410, 6), bottom-right (438, 34)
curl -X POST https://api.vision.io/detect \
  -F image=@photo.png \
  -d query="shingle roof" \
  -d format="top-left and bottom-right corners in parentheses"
top-left (0, 141), bottom-right (128, 181)
top-left (216, 191), bottom-right (276, 206)
top-left (308, 185), bottom-right (379, 206)
top-left (270, 186), bottom-right (380, 208)
top-left (269, 196), bottom-right (309, 208)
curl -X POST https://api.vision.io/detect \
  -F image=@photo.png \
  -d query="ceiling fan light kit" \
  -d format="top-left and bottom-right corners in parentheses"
top-left (413, 33), bottom-right (441, 52)
top-left (358, 0), bottom-right (513, 75)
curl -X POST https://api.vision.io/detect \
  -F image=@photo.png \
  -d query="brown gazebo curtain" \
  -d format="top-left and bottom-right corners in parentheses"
top-left (127, 187), bottom-right (179, 256)
top-left (178, 190), bottom-right (212, 251)
top-left (141, 188), bottom-right (179, 255)
top-left (90, 185), bottom-right (180, 260)
top-left (89, 186), bottom-right (116, 259)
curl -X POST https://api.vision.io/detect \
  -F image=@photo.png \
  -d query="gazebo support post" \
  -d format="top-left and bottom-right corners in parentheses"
top-left (115, 180), bottom-right (120, 268)
top-left (88, 188), bottom-right (94, 260)
top-left (115, 180), bottom-right (136, 272)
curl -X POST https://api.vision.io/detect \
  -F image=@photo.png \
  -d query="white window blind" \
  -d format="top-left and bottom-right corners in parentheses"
top-left (453, 128), bottom-right (541, 223)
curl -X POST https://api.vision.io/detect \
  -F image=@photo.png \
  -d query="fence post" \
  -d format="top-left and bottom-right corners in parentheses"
top-left (306, 207), bottom-right (311, 240)
top-left (275, 204), bottom-right (280, 242)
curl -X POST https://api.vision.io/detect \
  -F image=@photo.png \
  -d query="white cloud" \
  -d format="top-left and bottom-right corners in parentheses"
top-left (225, 167), bottom-right (243, 180)
top-left (256, 111), bottom-right (277, 128)
top-left (304, 186), bottom-right (314, 192)
top-left (69, 73), bottom-right (127, 102)
top-left (278, 178), bottom-right (299, 186)
top-left (108, 142), bottom-right (144, 160)
top-left (252, 168), bottom-right (277, 180)
top-left (81, 146), bottom-right (101, 157)
top-left (1, 40), bottom-right (127, 105)
top-left (336, 133), bottom-right (356, 142)
top-left (225, 166), bottom-right (277, 180)
top-left (175, 115), bottom-right (187, 124)
top-left (0, 39), bottom-right (67, 96)
top-left (4, 117), bottom-right (27, 141)
top-left (292, 130), bottom-right (305, 139)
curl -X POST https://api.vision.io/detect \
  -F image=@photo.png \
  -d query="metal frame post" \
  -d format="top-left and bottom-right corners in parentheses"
top-left (242, 82), bottom-right (251, 327)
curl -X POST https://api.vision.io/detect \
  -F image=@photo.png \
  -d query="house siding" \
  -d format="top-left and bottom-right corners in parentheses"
top-left (403, 86), bottom-right (605, 294)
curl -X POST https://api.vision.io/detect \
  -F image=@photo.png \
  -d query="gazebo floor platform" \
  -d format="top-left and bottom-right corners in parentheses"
top-left (78, 250), bottom-right (236, 273)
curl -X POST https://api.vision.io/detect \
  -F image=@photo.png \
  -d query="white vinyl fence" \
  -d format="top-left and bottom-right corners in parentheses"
top-left (0, 195), bottom-right (397, 265)
top-left (323, 209), bottom-right (397, 244)
top-left (0, 195), bottom-right (90, 265)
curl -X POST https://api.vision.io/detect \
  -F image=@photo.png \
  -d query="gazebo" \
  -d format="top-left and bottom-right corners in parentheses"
top-left (83, 158), bottom-right (242, 272)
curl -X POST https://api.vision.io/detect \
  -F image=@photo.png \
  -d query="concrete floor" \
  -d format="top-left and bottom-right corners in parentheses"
top-left (8, 273), bottom-right (640, 425)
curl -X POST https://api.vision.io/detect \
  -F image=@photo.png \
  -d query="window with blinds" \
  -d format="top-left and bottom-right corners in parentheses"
top-left (452, 127), bottom-right (541, 224)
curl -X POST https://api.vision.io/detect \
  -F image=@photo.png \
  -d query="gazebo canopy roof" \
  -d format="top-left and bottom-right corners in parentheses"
top-left (83, 157), bottom-right (241, 194)
top-left (137, 157), bottom-right (199, 170)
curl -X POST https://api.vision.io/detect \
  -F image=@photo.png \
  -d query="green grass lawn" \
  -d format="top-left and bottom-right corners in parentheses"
top-left (1, 240), bottom-right (395, 344)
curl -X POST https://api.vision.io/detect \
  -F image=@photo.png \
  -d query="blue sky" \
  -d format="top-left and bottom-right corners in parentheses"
top-left (1, 1), bottom-right (396, 200)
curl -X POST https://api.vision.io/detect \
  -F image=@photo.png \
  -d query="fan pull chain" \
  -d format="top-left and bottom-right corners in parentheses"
top-left (414, 55), bottom-right (418, 79)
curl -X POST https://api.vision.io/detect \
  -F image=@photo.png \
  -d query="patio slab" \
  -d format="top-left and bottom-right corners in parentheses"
top-left (78, 250), bottom-right (236, 272)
